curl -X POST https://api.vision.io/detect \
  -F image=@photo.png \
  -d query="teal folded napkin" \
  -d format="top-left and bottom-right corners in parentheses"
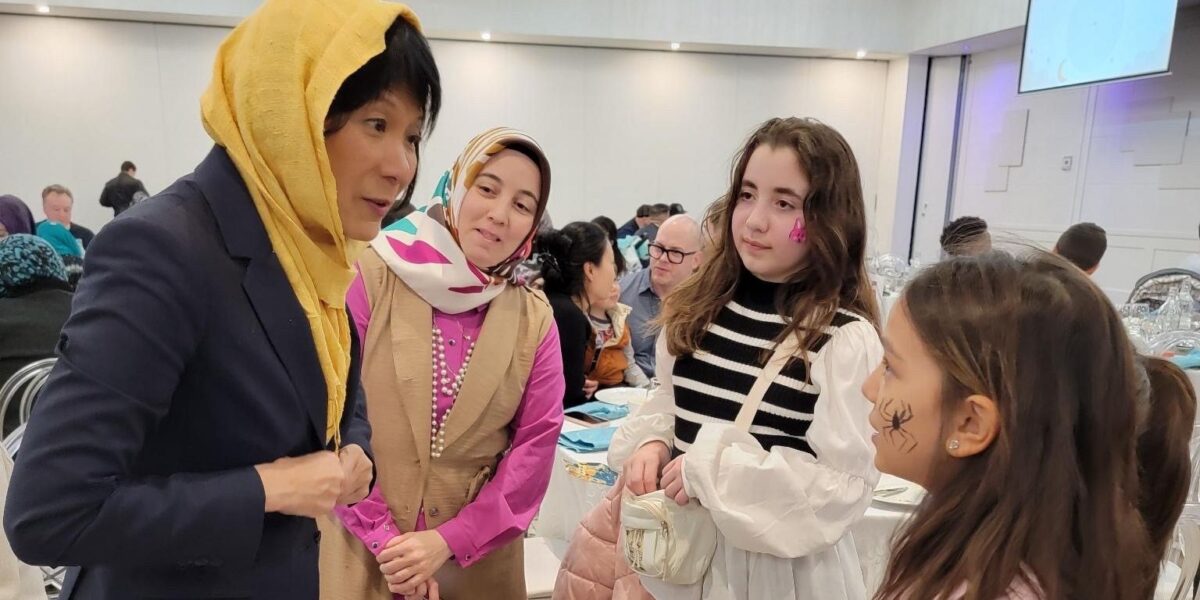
top-left (558, 426), bottom-right (618, 453)
top-left (567, 400), bottom-right (629, 421)
top-left (1170, 351), bottom-right (1200, 370)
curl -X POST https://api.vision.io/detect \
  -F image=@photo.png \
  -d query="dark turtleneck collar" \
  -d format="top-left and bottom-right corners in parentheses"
top-left (734, 269), bottom-right (783, 312)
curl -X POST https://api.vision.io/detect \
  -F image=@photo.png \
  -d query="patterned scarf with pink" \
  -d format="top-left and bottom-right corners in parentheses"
top-left (368, 127), bottom-right (551, 314)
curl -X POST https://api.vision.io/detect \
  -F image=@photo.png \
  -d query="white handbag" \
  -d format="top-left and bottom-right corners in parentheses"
top-left (619, 335), bottom-right (799, 585)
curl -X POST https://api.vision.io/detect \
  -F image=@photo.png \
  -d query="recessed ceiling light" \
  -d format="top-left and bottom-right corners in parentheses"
top-left (480, 31), bottom-right (492, 42)
top-left (35, 4), bottom-right (50, 13)
top-left (855, 49), bottom-right (868, 59)
top-left (670, 42), bottom-right (681, 51)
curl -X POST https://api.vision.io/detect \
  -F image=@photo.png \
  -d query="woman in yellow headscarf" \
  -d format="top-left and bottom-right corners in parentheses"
top-left (3, 1), bottom-right (440, 598)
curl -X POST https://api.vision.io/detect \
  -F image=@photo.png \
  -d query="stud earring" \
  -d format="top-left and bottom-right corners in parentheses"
top-left (947, 439), bottom-right (960, 451)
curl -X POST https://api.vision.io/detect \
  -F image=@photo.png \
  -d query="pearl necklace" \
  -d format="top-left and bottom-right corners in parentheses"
top-left (430, 326), bottom-right (476, 458)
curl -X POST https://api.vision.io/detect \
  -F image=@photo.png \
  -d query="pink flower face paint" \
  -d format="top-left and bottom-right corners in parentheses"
top-left (789, 218), bottom-right (807, 244)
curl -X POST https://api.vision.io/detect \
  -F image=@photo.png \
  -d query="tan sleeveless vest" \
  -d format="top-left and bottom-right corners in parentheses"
top-left (319, 249), bottom-right (554, 600)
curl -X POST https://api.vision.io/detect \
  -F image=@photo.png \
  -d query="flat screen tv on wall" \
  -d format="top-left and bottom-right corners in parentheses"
top-left (1019, 0), bottom-right (1178, 94)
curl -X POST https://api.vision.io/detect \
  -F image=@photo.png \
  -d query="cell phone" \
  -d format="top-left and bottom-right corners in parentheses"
top-left (564, 410), bottom-right (608, 425)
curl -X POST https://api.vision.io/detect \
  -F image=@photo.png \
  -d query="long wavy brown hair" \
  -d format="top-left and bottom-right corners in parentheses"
top-left (876, 251), bottom-right (1158, 600)
top-left (660, 117), bottom-right (878, 359)
top-left (1136, 355), bottom-right (1196, 561)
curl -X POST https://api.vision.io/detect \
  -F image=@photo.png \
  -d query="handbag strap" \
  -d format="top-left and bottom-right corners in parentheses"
top-left (733, 334), bottom-right (800, 431)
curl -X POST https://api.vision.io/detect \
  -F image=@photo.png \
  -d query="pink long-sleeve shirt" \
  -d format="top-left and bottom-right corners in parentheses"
top-left (336, 273), bottom-right (565, 570)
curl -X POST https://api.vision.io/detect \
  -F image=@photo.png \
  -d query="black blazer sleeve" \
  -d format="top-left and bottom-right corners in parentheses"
top-left (3, 214), bottom-right (266, 569)
top-left (548, 294), bottom-right (592, 410)
top-left (340, 308), bottom-right (374, 485)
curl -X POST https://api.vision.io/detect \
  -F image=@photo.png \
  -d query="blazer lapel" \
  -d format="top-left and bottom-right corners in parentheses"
top-left (242, 258), bottom-right (328, 445)
top-left (195, 146), bottom-right (326, 445)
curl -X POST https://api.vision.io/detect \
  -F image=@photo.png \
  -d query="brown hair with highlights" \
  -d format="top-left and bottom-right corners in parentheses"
top-left (877, 251), bottom-right (1159, 600)
top-left (660, 117), bottom-right (878, 362)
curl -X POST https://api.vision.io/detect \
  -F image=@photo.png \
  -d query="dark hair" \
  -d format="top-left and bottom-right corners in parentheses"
top-left (648, 203), bottom-right (670, 217)
top-left (120, 161), bottom-right (136, 172)
top-left (1135, 355), bottom-right (1196, 562)
top-left (636, 204), bottom-right (652, 218)
top-left (663, 117), bottom-right (879, 362)
top-left (41, 184), bottom-right (73, 201)
top-left (535, 221), bottom-right (610, 300)
top-left (591, 216), bottom-right (626, 275)
top-left (381, 196), bottom-right (415, 228)
top-left (940, 216), bottom-right (989, 256)
top-left (325, 16), bottom-right (442, 214)
top-left (669, 203), bottom-right (686, 216)
top-left (878, 251), bottom-right (1157, 600)
top-left (1055, 222), bottom-right (1107, 272)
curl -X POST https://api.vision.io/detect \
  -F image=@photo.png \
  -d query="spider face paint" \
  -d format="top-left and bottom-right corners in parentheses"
top-left (862, 299), bottom-right (952, 489)
top-left (874, 396), bottom-right (918, 454)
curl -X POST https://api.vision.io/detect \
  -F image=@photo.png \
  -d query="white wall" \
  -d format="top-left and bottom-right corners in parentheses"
top-left (872, 57), bottom-right (928, 257)
top-left (0, 16), bottom-right (225, 228)
top-left (911, 56), bottom-right (966, 264)
top-left (0, 14), bottom-right (890, 233)
top-left (0, 0), bottom-right (1036, 55)
top-left (950, 8), bottom-right (1200, 301)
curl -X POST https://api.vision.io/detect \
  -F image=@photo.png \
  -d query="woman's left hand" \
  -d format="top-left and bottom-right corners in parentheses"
top-left (660, 455), bottom-right (691, 506)
top-left (583, 379), bottom-right (599, 398)
top-left (377, 530), bottom-right (453, 595)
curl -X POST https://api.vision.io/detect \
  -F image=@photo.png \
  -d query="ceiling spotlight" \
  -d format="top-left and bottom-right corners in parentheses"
top-left (670, 42), bottom-right (681, 51)
top-left (35, 4), bottom-right (50, 13)
top-left (480, 31), bottom-right (492, 41)
top-left (855, 49), bottom-right (867, 59)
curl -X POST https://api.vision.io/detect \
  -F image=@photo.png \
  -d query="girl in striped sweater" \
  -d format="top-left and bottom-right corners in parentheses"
top-left (607, 117), bottom-right (882, 600)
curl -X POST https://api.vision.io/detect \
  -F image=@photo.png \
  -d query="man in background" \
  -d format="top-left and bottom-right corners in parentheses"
top-left (99, 160), bottom-right (149, 217)
top-left (619, 214), bottom-right (704, 378)
top-left (1054, 222), bottom-right (1107, 275)
top-left (616, 204), bottom-right (652, 239)
top-left (40, 184), bottom-right (94, 250)
top-left (940, 216), bottom-right (992, 258)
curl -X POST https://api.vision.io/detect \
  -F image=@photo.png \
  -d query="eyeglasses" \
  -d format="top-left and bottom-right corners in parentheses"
top-left (648, 242), bottom-right (698, 265)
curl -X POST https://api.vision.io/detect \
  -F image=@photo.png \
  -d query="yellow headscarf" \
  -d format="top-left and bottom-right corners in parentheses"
top-left (201, 0), bottom-right (422, 446)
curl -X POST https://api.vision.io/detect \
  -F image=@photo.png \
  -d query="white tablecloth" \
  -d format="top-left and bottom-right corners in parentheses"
top-left (534, 419), bottom-right (914, 596)
top-left (533, 419), bottom-right (623, 541)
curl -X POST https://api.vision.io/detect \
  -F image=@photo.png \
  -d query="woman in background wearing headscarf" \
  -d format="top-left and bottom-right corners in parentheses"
top-left (321, 128), bottom-right (564, 600)
top-left (0, 195), bottom-right (36, 239)
top-left (3, 1), bottom-right (441, 598)
top-left (0, 235), bottom-right (73, 427)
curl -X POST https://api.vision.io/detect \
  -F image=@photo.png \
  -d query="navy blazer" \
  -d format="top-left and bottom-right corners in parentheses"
top-left (3, 147), bottom-right (374, 600)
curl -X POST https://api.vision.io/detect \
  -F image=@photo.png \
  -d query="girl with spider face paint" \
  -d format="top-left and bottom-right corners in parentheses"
top-left (860, 252), bottom-right (1187, 600)
top-left (860, 297), bottom-right (965, 486)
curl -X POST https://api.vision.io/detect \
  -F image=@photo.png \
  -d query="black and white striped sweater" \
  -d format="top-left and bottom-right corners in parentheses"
top-left (671, 274), bottom-right (869, 456)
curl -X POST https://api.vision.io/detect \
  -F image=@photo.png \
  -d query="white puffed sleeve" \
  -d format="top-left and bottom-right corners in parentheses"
top-left (608, 333), bottom-right (677, 469)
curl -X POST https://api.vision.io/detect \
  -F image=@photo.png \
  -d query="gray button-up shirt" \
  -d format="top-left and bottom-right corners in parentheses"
top-left (619, 268), bottom-right (660, 378)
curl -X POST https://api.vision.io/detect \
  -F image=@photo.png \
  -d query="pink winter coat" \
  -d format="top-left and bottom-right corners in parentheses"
top-left (552, 479), bottom-right (654, 600)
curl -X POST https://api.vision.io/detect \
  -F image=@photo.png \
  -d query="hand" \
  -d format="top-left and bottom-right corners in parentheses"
top-left (660, 455), bottom-right (691, 506)
top-left (378, 530), bottom-right (453, 596)
top-left (403, 578), bottom-right (440, 600)
top-left (583, 379), bottom-right (599, 398)
top-left (623, 440), bottom-right (671, 496)
top-left (336, 444), bottom-right (373, 505)
top-left (254, 451), bottom-right (343, 518)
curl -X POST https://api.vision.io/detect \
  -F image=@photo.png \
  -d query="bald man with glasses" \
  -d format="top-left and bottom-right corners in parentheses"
top-left (618, 214), bottom-right (704, 378)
